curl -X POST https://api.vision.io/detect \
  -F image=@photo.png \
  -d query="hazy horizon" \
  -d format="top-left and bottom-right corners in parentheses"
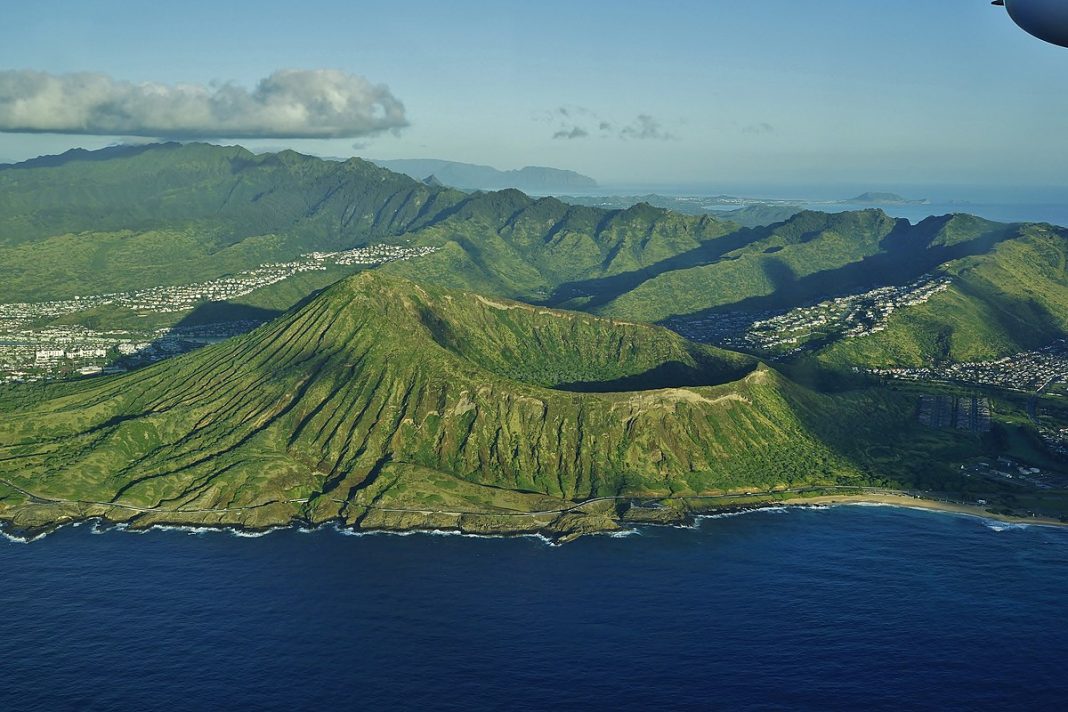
top-left (2, 0), bottom-right (1066, 189)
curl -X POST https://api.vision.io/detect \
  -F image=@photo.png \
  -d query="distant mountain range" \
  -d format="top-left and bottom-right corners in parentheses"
top-left (368, 158), bottom-right (598, 193)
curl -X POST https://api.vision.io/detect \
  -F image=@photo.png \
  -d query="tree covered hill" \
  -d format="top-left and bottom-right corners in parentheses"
top-left (0, 273), bottom-right (950, 537)
top-left (0, 143), bottom-right (465, 300)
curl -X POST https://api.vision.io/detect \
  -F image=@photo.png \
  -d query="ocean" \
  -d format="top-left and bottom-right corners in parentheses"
top-left (3, 505), bottom-right (1066, 711)
top-left (595, 183), bottom-right (1068, 227)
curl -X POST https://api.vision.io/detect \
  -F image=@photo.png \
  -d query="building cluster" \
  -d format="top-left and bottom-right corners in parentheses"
top-left (964, 458), bottom-right (1062, 490)
top-left (0, 243), bottom-right (439, 384)
top-left (871, 340), bottom-right (1068, 392)
top-left (667, 275), bottom-right (951, 358)
top-left (0, 322), bottom-right (260, 383)
top-left (0, 243), bottom-right (437, 325)
top-left (665, 310), bottom-right (777, 351)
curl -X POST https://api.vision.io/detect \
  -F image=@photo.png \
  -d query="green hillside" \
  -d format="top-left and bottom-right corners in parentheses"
top-left (0, 273), bottom-right (957, 538)
top-left (0, 143), bottom-right (465, 300)
top-left (2, 143), bottom-right (1066, 374)
top-left (819, 223), bottom-right (1068, 367)
top-left (383, 203), bottom-right (1033, 329)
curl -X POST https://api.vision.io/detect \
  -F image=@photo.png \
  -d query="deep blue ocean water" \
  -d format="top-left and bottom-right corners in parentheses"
top-left (3, 505), bottom-right (1067, 712)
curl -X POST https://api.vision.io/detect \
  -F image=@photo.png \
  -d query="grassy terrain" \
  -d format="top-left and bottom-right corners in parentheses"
top-left (0, 273), bottom-right (989, 538)
top-left (4, 143), bottom-right (1067, 376)
top-left (0, 143), bottom-right (464, 301)
top-left (1, 144), bottom-right (1066, 539)
top-left (819, 224), bottom-right (1068, 367)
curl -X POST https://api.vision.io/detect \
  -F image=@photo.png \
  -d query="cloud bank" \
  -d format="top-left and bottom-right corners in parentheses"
top-left (0, 69), bottom-right (408, 139)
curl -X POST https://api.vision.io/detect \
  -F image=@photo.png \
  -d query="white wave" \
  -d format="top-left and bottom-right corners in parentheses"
top-left (90, 520), bottom-right (135, 535)
top-left (666, 521), bottom-right (702, 530)
top-left (982, 521), bottom-right (1031, 532)
top-left (226, 527), bottom-right (281, 538)
top-left (0, 528), bottom-right (33, 544)
top-left (142, 524), bottom-right (219, 535)
top-left (697, 505), bottom-right (790, 521)
top-left (330, 522), bottom-right (556, 544)
top-left (833, 501), bottom-right (1055, 532)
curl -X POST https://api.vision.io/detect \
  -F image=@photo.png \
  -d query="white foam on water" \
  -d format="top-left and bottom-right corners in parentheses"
top-left (142, 524), bottom-right (220, 536)
top-left (666, 521), bottom-right (702, 530)
top-left (697, 505), bottom-right (790, 521)
top-left (329, 522), bottom-right (557, 544)
top-left (830, 501), bottom-right (1061, 532)
top-left (226, 527), bottom-right (281, 538)
top-left (0, 528), bottom-right (33, 544)
top-left (982, 521), bottom-right (1031, 533)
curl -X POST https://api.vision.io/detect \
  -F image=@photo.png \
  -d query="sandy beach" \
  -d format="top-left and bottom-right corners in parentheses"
top-left (779, 493), bottom-right (1068, 528)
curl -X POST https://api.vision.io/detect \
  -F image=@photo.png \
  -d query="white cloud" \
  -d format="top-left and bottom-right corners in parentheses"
top-left (0, 69), bottom-right (408, 139)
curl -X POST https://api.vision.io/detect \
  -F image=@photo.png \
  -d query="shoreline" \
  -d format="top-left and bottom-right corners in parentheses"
top-left (2, 492), bottom-right (1065, 545)
top-left (773, 494), bottom-right (1068, 529)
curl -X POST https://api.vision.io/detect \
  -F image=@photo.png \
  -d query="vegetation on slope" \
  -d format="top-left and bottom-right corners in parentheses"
top-left (3, 143), bottom-right (1066, 375)
top-left (0, 143), bottom-right (465, 300)
top-left (820, 224), bottom-right (1068, 367)
top-left (0, 273), bottom-right (954, 538)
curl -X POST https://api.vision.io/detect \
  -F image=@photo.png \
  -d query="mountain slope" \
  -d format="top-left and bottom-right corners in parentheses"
top-left (0, 143), bottom-right (466, 300)
top-left (0, 273), bottom-right (935, 538)
top-left (381, 194), bottom-right (742, 301)
top-left (819, 223), bottom-right (1068, 366)
top-left (385, 205), bottom-right (1029, 327)
top-left (4, 143), bottom-right (1066, 373)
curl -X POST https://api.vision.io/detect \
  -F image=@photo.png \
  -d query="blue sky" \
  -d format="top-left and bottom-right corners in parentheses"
top-left (1, 0), bottom-right (1065, 190)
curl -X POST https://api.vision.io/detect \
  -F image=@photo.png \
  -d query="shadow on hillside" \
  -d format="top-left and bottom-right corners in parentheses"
top-left (540, 227), bottom-right (766, 310)
top-left (660, 216), bottom-right (1016, 323)
top-left (552, 359), bottom-right (756, 393)
top-left (168, 301), bottom-right (282, 327)
top-left (101, 301), bottom-right (282, 374)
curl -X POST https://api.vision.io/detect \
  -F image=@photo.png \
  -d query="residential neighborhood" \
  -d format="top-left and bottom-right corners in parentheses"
top-left (870, 340), bottom-right (1068, 393)
top-left (0, 243), bottom-right (437, 383)
top-left (667, 274), bottom-right (952, 357)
